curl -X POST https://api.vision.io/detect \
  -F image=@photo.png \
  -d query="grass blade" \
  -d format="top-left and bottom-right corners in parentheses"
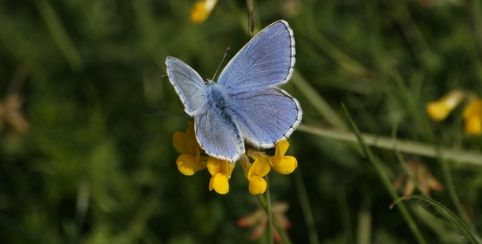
top-left (391, 195), bottom-right (482, 244)
top-left (342, 105), bottom-right (427, 244)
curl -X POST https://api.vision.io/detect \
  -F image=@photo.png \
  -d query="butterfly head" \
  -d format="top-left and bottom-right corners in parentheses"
top-left (203, 77), bottom-right (215, 85)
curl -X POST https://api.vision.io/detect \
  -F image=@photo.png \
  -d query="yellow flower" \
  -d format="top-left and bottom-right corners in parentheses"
top-left (463, 99), bottom-right (482, 135)
top-left (246, 157), bottom-right (271, 195)
top-left (173, 121), bottom-right (299, 195)
top-left (244, 140), bottom-right (298, 195)
top-left (426, 90), bottom-right (464, 121)
top-left (270, 140), bottom-right (298, 174)
top-left (172, 121), bottom-right (206, 175)
top-left (207, 158), bottom-right (234, 194)
top-left (190, 0), bottom-right (218, 24)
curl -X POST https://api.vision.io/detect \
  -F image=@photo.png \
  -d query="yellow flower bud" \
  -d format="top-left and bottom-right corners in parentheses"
top-left (463, 99), bottom-right (482, 135)
top-left (248, 176), bottom-right (267, 195)
top-left (206, 157), bottom-right (233, 194)
top-left (209, 173), bottom-right (229, 194)
top-left (271, 156), bottom-right (298, 175)
top-left (270, 139), bottom-right (298, 175)
top-left (190, 0), bottom-right (218, 24)
top-left (426, 90), bottom-right (464, 121)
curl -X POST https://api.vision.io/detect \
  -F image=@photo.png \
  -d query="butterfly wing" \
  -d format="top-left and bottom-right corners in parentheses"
top-left (166, 56), bottom-right (207, 116)
top-left (217, 20), bottom-right (295, 93)
top-left (229, 87), bottom-right (302, 148)
top-left (194, 96), bottom-right (245, 161)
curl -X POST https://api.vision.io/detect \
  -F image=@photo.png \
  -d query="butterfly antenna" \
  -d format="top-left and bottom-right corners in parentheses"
top-left (212, 47), bottom-right (231, 81)
top-left (247, 0), bottom-right (256, 37)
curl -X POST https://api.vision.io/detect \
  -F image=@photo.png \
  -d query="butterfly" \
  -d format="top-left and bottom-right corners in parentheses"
top-left (166, 20), bottom-right (302, 162)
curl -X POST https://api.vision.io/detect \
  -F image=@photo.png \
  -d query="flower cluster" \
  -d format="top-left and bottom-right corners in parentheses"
top-left (426, 89), bottom-right (482, 135)
top-left (172, 121), bottom-right (298, 195)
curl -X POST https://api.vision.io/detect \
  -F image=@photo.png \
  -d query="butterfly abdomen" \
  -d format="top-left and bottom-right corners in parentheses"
top-left (206, 84), bottom-right (229, 112)
top-left (205, 84), bottom-right (240, 131)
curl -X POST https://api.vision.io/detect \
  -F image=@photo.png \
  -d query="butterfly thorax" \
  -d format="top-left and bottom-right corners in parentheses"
top-left (206, 84), bottom-right (230, 112)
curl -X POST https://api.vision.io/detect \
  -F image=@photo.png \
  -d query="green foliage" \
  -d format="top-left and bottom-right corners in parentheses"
top-left (1, 0), bottom-right (482, 243)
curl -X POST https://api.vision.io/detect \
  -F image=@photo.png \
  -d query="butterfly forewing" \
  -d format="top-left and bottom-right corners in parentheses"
top-left (217, 20), bottom-right (295, 94)
top-left (165, 57), bottom-right (207, 116)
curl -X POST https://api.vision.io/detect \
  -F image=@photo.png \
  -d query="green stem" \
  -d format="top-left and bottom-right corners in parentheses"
top-left (343, 107), bottom-right (427, 244)
top-left (440, 159), bottom-right (473, 227)
top-left (36, 0), bottom-right (83, 71)
top-left (257, 195), bottom-right (292, 244)
top-left (294, 170), bottom-right (320, 244)
top-left (299, 14), bottom-right (371, 79)
top-left (266, 176), bottom-right (274, 244)
top-left (291, 71), bottom-right (348, 131)
top-left (392, 195), bottom-right (481, 244)
top-left (297, 124), bottom-right (482, 166)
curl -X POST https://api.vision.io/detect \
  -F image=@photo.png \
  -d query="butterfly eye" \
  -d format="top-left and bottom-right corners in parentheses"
top-left (203, 77), bottom-right (209, 85)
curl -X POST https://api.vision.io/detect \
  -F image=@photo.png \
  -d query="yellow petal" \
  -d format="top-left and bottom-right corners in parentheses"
top-left (191, 0), bottom-right (218, 24)
top-left (207, 157), bottom-right (233, 176)
top-left (463, 99), bottom-right (482, 135)
top-left (271, 156), bottom-right (298, 175)
top-left (275, 139), bottom-right (290, 157)
top-left (172, 131), bottom-right (186, 153)
top-left (209, 173), bottom-right (229, 194)
top-left (173, 121), bottom-right (199, 154)
top-left (176, 154), bottom-right (206, 176)
top-left (207, 157), bottom-right (222, 175)
top-left (465, 117), bottom-right (482, 135)
top-left (426, 102), bottom-right (451, 121)
top-left (463, 99), bottom-right (482, 118)
top-left (184, 121), bottom-right (198, 155)
top-left (191, 2), bottom-right (209, 23)
top-left (248, 176), bottom-right (267, 195)
top-left (247, 156), bottom-right (271, 179)
top-left (426, 90), bottom-right (464, 121)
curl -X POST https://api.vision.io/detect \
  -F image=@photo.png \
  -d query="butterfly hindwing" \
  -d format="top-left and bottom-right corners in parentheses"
top-left (194, 86), bottom-right (245, 161)
top-left (217, 20), bottom-right (295, 94)
top-left (229, 87), bottom-right (302, 148)
top-left (165, 56), bottom-right (207, 116)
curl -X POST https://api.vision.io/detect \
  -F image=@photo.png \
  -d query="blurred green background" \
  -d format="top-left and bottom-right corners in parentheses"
top-left (1, 0), bottom-right (482, 243)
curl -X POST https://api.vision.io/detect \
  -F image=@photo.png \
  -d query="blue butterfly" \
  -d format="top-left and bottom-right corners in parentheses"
top-left (166, 20), bottom-right (302, 161)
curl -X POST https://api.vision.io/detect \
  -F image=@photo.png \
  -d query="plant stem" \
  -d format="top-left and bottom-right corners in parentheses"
top-left (291, 71), bottom-right (348, 131)
top-left (294, 170), bottom-right (320, 244)
top-left (440, 159), bottom-right (473, 227)
top-left (343, 107), bottom-right (427, 244)
top-left (36, 0), bottom-right (83, 71)
top-left (257, 194), bottom-right (292, 244)
top-left (297, 124), bottom-right (482, 166)
top-left (266, 176), bottom-right (274, 244)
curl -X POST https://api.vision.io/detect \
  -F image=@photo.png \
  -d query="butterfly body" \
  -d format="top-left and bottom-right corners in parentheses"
top-left (166, 20), bottom-right (302, 161)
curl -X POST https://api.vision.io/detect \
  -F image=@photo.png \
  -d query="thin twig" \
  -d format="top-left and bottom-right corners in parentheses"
top-left (297, 124), bottom-right (482, 166)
